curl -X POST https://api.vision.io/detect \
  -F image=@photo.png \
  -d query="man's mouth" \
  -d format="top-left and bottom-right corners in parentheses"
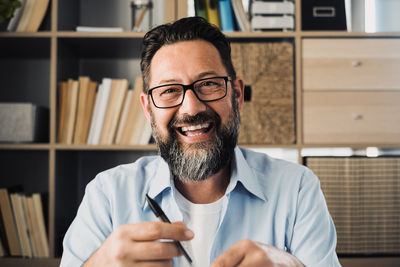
top-left (177, 122), bottom-right (213, 137)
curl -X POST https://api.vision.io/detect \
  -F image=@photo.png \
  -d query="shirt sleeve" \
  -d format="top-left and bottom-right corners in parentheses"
top-left (289, 168), bottom-right (341, 267)
top-left (60, 176), bottom-right (113, 267)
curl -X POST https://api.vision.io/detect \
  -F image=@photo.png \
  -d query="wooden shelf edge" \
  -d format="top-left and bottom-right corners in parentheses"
top-left (0, 143), bottom-right (50, 150)
top-left (339, 256), bottom-right (400, 267)
top-left (56, 31), bottom-right (146, 38)
top-left (301, 144), bottom-right (400, 149)
top-left (226, 31), bottom-right (297, 38)
top-left (0, 257), bottom-right (60, 267)
top-left (53, 144), bottom-right (158, 151)
top-left (0, 32), bottom-right (53, 38)
top-left (301, 31), bottom-right (400, 38)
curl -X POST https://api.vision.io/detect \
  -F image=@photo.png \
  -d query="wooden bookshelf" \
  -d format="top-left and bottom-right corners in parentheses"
top-left (0, 0), bottom-right (399, 266)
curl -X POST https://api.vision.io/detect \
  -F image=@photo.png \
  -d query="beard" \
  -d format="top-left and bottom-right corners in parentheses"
top-left (150, 94), bottom-right (240, 183)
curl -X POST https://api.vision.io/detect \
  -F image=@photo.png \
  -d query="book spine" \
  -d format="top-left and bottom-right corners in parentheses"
top-left (219, 0), bottom-right (235, 32)
top-left (206, 0), bottom-right (221, 28)
top-left (194, 0), bottom-right (208, 20)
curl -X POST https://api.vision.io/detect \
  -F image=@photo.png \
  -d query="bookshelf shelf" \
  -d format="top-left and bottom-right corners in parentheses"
top-left (0, 144), bottom-right (51, 150)
top-left (0, 0), bottom-right (399, 266)
top-left (53, 144), bottom-right (158, 151)
top-left (56, 31), bottom-right (146, 38)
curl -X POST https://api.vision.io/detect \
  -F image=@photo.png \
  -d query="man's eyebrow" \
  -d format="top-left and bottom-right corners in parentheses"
top-left (158, 71), bottom-right (221, 85)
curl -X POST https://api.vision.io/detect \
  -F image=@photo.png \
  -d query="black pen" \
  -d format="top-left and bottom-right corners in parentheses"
top-left (145, 194), bottom-right (193, 265)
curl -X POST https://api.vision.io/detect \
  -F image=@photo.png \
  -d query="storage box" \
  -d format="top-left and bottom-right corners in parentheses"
top-left (231, 42), bottom-right (295, 144)
top-left (301, 0), bottom-right (347, 30)
top-left (0, 103), bottom-right (49, 143)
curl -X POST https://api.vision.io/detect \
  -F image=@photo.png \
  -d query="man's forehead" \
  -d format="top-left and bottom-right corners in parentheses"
top-left (149, 40), bottom-right (226, 86)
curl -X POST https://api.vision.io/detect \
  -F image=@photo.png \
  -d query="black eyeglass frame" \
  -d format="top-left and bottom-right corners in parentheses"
top-left (147, 76), bottom-right (232, 109)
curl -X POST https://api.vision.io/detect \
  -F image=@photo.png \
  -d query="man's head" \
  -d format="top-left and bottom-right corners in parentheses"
top-left (140, 17), bottom-right (236, 92)
top-left (140, 17), bottom-right (244, 183)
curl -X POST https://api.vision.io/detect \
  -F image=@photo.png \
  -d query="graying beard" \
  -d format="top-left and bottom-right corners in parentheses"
top-left (151, 92), bottom-right (240, 182)
top-left (167, 133), bottom-right (224, 182)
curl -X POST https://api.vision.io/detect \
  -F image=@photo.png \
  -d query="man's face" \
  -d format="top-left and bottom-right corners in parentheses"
top-left (140, 40), bottom-right (244, 182)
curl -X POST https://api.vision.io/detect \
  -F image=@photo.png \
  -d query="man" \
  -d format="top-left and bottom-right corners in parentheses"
top-left (61, 17), bottom-right (340, 266)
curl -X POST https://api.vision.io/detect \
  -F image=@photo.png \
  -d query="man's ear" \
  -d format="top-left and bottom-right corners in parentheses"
top-left (233, 77), bottom-right (245, 111)
top-left (140, 92), bottom-right (151, 122)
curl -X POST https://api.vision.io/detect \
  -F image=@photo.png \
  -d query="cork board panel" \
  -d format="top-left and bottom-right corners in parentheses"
top-left (231, 42), bottom-right (295, 144)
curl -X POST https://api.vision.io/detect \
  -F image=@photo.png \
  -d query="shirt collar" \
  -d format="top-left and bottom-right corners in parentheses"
top-left (146, 146), bottom-right (268, 205)
top-left (147, 158), bottom-right (173, 200)
top-left (227, 147), bottom-right (268, 202)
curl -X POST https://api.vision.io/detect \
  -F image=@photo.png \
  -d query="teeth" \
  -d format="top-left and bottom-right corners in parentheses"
top-left (186, 132), bottom-right (203, 137)
top-left (181, 123), bottom-right (210, 132)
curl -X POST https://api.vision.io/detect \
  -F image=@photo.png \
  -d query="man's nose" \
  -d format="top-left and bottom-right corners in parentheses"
top-left (179, 89), bottom-right (207, 115)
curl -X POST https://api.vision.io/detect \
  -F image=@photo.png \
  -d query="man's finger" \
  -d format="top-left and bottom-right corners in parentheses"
top-left (133, 259), bottom-right (174, 267)
top-left (210, 241), bottom-right (247, 267)
top-left (131, 241), bottom-right (182, 261)
top-left (118, 221), bottom-right (194, 242)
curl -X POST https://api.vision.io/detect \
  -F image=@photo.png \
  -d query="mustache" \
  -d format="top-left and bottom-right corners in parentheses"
top-left (168, 111), bottom-right (221, 128)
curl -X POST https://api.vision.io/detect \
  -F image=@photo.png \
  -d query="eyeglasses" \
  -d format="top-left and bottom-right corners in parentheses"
top-left (147, 76), bottom-right (231, 109)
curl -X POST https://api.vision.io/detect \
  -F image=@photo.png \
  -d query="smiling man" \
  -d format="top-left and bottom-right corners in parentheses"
top-left (60, 17), bottom-right (340, 267)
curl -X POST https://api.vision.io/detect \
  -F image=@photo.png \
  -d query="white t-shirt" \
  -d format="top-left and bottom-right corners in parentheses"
top-left (174, 189), bottom-right (224, 267)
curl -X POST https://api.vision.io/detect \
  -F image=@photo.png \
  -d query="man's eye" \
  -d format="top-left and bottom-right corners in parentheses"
top-left (201, 81), bottom-right (218, 87)
top-left (160, 87), bottom-right (181, 96)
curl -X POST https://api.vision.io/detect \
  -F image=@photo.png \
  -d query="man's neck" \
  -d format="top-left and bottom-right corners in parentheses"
top-left (174, 163), bottom-right (231, 204)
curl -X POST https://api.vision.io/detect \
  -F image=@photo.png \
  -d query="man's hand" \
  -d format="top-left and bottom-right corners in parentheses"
top-left (83, 221), bottom-right (194, 267)
top-left (210, 239), bottom-right (305, 267)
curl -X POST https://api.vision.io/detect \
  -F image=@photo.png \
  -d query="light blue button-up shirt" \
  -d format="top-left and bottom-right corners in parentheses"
top-left (61, 146), bottom-right (340, 266)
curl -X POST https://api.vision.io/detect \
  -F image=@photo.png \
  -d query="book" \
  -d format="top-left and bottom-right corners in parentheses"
top-left (32, 194), bottom-right (49, 257)
top-left (83, 81), bottom-right (98, 143)
top-left (24, 196), bottom-right (39, 257)
top-left (64, 79), bottom-right (79, 144)
top-left (73, 76), bottom-right (90, 144)
top-left (99, 79), bottom-right (128, 145)
top-left (0, 188), bottom-right (21, 256)
top-left (129, 109), bottom-right (147, 145)
top-left (115, 89), bottom-right (133, 144)
top-left (231, 0), bottom-right (251, 32)
top-left (87, 78), bottom-right (112, 145)
top-left (119, 77), bottom-right (144, 145)
top-left (10, 193), bottom-right (32, 258)
top-left (76, 26), bottom-right (124, 33)
top-left (15, 0), bottom-right (35, 32)
top-left (7, 0), bottom-right (26, 31)
top-left (57, 81), bottom-right (68, 143)
top-left (205, 0), bottom-right (221, 28)
top-left (138, 118), bottom-right (152, 145)
top-left (251, 1), bottom-right (295, 15)
top-left (87, 88), bottom-right (101, 145)
top-left (0, 235), bottom-right (5, 257)
top-left (24, 0), bottom-right (50, 32)
top-left (251, 15), bottom-right (294, 30)
top-left (218, 0), bottom-right (235, 32)
top-left (73, 77), bottom-right (97, 144)
top-left (194, 0), bottom-right (208, 20)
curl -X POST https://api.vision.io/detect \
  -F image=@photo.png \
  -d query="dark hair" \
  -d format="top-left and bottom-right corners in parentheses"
top-left (140, 16), bottom-right (236, 92)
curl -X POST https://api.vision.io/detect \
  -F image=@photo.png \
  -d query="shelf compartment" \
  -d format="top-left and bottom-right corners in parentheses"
top-left (0, 38), bottom-right (51, 109)
top-left (57, 37), bottom-right (142, 84)
top-left (57, 0), bottom-right (167, 32)
top-left (54, 149), bottom-right (157, 256)
top-left (0, 150), bottom-right (49, 193)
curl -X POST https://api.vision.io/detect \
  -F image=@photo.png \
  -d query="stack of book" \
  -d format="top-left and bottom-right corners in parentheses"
top-left (6, 0), bottom-right (50, 32)
top-left (250, 0), bottom-right (295, 31)
top-left (0, 188), bottom-right (49, 258)
top-left (57, 76), bottom-right (152, 146)
top-left (194, 0), bottom-right (251, 32)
